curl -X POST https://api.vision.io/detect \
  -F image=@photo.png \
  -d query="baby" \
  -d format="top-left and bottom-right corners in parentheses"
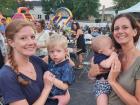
top-left (91, 35), bottom-right (118, 105)
top-left (46, 34), bottom-right (75, 105)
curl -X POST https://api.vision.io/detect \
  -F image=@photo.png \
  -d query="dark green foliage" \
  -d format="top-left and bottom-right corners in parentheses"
top-left (0, 0), bottom-right (18, 16)
top-left (73, 0), bottom-right (100, 19)
top-left (41, 0), bottom-right (100, 20)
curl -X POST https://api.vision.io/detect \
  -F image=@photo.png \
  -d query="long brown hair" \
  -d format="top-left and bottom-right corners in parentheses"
top-left (5, 20), bottom-right (35, 85)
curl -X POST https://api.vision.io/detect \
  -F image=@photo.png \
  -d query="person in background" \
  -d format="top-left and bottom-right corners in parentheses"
top-left (0, 20), bottom-right (69, 105)
top-left (71, 22), bottom-right (86, 69)
top-left (35, 20), bottom-right (50, 61)
top-left (91, 27), bottom-right (100, 37)
top-left (0, 31), bottom-right (7, 69)
top-left (0, 17), bottom-right (7, 35)
top-left (0, 49), bottom-right (4, 69)
top-left (88, 13), bottom-right (140, 105)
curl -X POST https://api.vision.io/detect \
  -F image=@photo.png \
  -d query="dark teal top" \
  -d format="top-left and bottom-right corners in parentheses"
top-left (0, 56), bottom-right (58, 105)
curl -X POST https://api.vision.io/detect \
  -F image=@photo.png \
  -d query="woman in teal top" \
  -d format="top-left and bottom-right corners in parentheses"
top-left (88, 13), bottom-right (140, 105)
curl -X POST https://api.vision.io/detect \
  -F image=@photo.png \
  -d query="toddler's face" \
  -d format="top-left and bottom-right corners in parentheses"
top-left (48, 45), bottom-right (67, 64)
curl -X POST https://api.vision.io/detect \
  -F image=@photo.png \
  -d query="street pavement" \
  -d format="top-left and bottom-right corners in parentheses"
top-left (69, 69), bottom-right (96, 105)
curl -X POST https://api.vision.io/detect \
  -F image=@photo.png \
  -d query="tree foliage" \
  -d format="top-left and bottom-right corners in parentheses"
top-left (73, 0), bottom-right (100, 19)
top-left (113, 0), bottom-right (140, 11)
top-left (0, 0), bottom-right (33, 17)
top-left (0, 0), bottom-right (18, 16)
top-left (41, 0), bottom-right (100, 20)
top-left (42, 0), bottom-right (67, 14)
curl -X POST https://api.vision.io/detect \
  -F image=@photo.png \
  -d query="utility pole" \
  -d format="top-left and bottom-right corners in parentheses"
top-left (101, 5), bottom-right (105, 23)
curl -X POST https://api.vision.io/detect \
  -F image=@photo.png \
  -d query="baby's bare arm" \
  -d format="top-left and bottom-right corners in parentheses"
top-left (100, 52), bottom-right (118, 69)
top-left (53, 78), bottom-right (69, 90)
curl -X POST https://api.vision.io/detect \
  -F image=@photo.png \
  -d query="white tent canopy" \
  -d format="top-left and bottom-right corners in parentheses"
top-left (118, 2), bottom-right (140, 14)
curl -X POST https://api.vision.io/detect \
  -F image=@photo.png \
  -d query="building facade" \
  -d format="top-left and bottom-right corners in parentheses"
top-left (29, 1), bottom-right (46, 20)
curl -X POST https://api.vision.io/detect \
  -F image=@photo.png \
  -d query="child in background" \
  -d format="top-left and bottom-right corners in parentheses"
top-left (0, 33), bottom-right (5, 68)
top-left (46, 34), bottom-right (75, 105)
top-left (91, 35), bottom-right (118, 105)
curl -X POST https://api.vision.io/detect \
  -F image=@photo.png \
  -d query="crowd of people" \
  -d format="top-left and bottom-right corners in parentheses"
top-left (0, 13), bottom-right (140, 105)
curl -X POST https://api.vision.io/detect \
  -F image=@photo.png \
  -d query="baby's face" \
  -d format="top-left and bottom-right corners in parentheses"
top-left (92, 36), bottom-right (114, 56)
top-left (98, 38), bottom-right (114, 56)
top-left (100, 46), bottom-right (114, 56)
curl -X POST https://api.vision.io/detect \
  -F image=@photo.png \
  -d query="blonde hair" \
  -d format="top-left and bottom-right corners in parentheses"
top-left (47, 33), bottom-right (68, 50)
top-left (5, 19), bottom-right (35, 85)
top-left (92, 35), bottom-right (113, 53)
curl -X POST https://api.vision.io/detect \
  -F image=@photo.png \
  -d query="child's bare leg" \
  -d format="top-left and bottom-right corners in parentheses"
top-left (97, 94), bottom-right (108, 105)
top-left (58, 100), bottom-right (67, 105)
top-left (78, 54), bottom-right (83, 67)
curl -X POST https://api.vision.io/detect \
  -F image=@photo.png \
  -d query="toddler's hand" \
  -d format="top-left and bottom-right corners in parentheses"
top-left (43, 71), bottom-right (55, 89)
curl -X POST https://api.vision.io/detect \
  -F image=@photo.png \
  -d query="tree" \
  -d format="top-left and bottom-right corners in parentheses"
top-left (73, 0), bottom-right (100, 19)
top-left (0, 0), bottom-right (34, 17)
top-left (113, 0), bottom-right (140, 11)
top-left (41, 0), bottom-right (100, 20)
top-left (41, 0), bottom-right (66, 14)
top-left (0, 0), bottom-right (18, 16)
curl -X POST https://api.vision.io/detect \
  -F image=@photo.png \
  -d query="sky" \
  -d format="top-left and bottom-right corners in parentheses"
top-left (100, 0), bottom-right (114, 8)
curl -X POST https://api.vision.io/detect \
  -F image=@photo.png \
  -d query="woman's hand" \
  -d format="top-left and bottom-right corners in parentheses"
top-left (108, 57), bottom-right (121, 84)
top-left (43, 71), bottom-right (54, 89)
top-left (52, 90), bottom-right (70, 105)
